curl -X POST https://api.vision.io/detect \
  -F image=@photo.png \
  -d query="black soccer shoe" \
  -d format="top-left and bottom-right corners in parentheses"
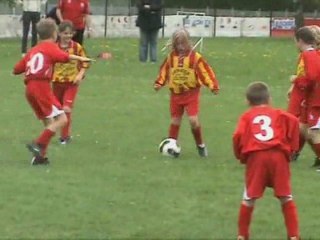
top-left (311, 157), bottom-right (320, 168)
top-left (197, 145), bottom-right (208, 157)
top-left (31, 156), bottom-right (50, 165)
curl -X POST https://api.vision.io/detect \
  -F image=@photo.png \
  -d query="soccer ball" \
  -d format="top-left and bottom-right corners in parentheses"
top-left (159, 138), bottom-right (181, 158)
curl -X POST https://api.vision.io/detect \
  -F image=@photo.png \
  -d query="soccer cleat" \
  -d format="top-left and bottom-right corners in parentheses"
top-left (197, 145), bottom-right (208, 157)
top-left (31, 156), bottom-right (50, 165)
top-left (59, 136), bottom-right (72, 145)
top-left (26, 142), bottom-right (41, 158)
top-left (311, 157), bottom-right (320, 168)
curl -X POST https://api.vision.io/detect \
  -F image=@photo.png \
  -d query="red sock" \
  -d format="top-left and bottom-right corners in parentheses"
top-left (238, 203), bottom-right (254, 239)
top-left (61, 112), bottom-right (71, 139)
top-left (169, 124), bottom-right (180, 139)
top-left (191, 126), bottom-right (203, 145)
top-left (36, 129), bottom-right (55, 149)
top-left (282, 200), bottom-right (299, 238)
top-left (298, 132), bottom-right (305, 153)
top-left (312, 143), bottom-right (320, 158)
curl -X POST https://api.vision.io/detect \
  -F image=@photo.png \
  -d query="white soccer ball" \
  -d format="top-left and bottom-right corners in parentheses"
top-left (159, 138), bottom-right (181, 158)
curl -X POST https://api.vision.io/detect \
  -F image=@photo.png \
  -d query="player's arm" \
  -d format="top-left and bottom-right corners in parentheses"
top-left (232, 117), bottom-right (246, 163)
top-left (195, 56), bottom-right (219, 94)
top-left (56, 0), bottom-right (64, 23)
top-left (154, 56), bottom-right (170, 91)
top-left (74, 45), bottom-right (90, 84)
top-left (13, 58), bottom-right (26, 75)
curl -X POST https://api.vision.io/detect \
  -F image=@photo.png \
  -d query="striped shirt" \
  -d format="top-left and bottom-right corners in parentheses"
top-left (155, 51), bottom-right (219, 94)
top-left (17, 0), bottom-right (46, 12)
top-left (52, 40), bottom-right (89, 83)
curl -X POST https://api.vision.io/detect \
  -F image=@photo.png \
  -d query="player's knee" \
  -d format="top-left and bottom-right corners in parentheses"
top-left (279, 196), bottom-right (292, 204)
top-left (308, 129), bottom-right (320, 144)
top-left (171, 117), bottom-right (181, 125)
top-left (242, 199), bottom-right (255, 207)
top-left (189, 117), bottom-right (199, 128)
top-left (58, 113), bottom-right (68, 126)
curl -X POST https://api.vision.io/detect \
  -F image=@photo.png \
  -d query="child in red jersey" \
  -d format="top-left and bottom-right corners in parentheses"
top-left (13, 18), bottom-right (93, 165)
top-left (234, 82), bottom-right (300, 240)
top-left (287, 26), bottom-right (320, 167)
top-left (52, 20), bottom-right (90, 144)
top-left (154, 28), bottom-right (219, 157)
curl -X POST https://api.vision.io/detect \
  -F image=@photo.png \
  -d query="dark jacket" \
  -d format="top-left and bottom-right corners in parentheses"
top-left (136, 0), bottom-right (162, 31)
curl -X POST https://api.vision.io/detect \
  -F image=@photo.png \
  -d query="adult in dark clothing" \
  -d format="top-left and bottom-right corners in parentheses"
top-left (46, 6), bottom-right (60, 25)
top-left (136, 0), bottom-right (162, 63)
top-left (17, 0), bottom-right (45, 56)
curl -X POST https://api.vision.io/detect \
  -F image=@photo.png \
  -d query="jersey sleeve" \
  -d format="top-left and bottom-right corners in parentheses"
top-left (232, 115), bottom-right (246, 163)
top-left (50, 44), bottom-right (70, 63)
top-left (13, 57), bottom-right (26, 75)
top-left (195, 54), bottom-right (219, 91)
top-left (283, 112), bottom-right (300, 154)
top-left (155, 54), bottom-right (170, 86)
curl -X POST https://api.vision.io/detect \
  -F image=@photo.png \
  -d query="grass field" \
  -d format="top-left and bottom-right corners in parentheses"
top-left (0, 37), bottom-right (319, 239)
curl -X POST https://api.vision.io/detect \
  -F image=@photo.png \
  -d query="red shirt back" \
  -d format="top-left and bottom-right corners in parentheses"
top-left (233, 106), bottom-right (299, 162)
top-left (13, 41), bottom-right (69, 83)
top-left (58, 0), bottom-right (89, 30)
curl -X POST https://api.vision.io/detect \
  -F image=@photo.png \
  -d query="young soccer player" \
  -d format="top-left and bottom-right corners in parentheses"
top-left (52, 20), bottom-right (90, 144)
top-left (154, 28), bottom-right (219, 157)
top-left (288, 26), bottom-right (320, 167)
top-left (233, 82), bottom-right (300, 240)
top-left (13, 18), bottom-right (93, 165)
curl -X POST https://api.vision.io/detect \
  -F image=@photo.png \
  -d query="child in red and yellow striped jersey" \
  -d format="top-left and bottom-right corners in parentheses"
top-left (52, 20), bottom-right (90, 144)
top-left (154, 29), bottom-right (219, 157)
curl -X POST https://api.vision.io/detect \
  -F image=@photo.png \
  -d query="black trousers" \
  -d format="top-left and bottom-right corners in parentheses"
top-left (72, 29), bottom-right (85, 45)
top-left (21, 11), bottom-right (41, 54)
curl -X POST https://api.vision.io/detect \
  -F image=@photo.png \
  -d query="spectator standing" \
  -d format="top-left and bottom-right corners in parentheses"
top-left (46, 6), bottom-right (60, 25)
top-left (17, 0), bottom-right (46, 56)
top-left (136, 0), bottom-right (163, 63)
top-left (56, 0), bottom-right (91, 45)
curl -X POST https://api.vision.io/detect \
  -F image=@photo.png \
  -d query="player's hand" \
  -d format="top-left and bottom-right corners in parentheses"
top-left (154, 83), bottom-right (162, 91)
top-left (290, 75), bottom-right (297, 83)
top-left (73, 75), bottom-right (84, 85)
top-left (211, 88), bottom-right (219, 95)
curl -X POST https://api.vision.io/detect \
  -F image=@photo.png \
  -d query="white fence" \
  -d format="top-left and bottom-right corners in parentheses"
top-left (0, 14), bottom-right (293, 38)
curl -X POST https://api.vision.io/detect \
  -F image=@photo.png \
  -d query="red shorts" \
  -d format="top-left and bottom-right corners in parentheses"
top-left (243, 149), bottom-right (292, 199)
top-left (170, 89), bottom-right (200, 118)
top-left (52, 82), bottom-right (79, 109)
top-left (26, 81), bottom-right (63, 120)
top-left (307, 106), bottom-right (320, 129)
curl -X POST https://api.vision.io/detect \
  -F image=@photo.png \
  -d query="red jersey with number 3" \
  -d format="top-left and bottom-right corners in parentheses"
top-left (13, 41), bottom-right (69, 83)
top-left (233, 105), bottom-right (299, 163)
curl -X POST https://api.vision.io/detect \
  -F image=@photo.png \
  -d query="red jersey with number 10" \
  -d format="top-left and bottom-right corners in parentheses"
top-left (13, 41), bottom-right (69, 83)
top-left (233, 105), bottom-right (299, 163)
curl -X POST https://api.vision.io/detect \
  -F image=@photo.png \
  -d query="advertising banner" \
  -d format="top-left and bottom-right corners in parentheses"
top-left (271, 17), bottom-right (295, 37)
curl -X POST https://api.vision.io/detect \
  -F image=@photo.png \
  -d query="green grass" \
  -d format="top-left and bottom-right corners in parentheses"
top-left (0, 37), bottom-right (319, 239)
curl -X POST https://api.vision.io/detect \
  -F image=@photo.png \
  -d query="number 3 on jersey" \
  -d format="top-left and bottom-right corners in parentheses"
top-left (26, 53), bottom-right (44, 75)
top-left (253, 115), bottom-right (274, 141)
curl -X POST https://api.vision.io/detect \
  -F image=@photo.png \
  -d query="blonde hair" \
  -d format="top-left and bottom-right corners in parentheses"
top-left (171, 28), bottom-right (192, 53)
top-left (36, 18), bottom-right (57, 40)
top-left (307, 25), bottom-right (320, 49)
